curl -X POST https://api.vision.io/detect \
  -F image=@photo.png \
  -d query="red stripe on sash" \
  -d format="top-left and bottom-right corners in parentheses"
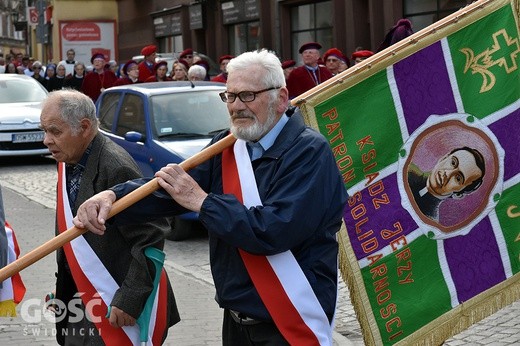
top-left (152, 271), bottom-right (169, 345)
top-left (222, 146), bottom-right (320, 345)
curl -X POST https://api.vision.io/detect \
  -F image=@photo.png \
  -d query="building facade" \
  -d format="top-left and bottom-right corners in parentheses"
top-left (1, 0), bottom-right (473, 67)
top-left (118, 0), bottom-right (473, 65)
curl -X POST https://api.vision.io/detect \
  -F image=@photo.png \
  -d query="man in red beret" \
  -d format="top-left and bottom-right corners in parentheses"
top-left (211, 54), bottom-right (234, 83)
top-left (179, 48), bottom-right (194, 67)
top-left (138, 45), bottom-right (157, 82)
top-left (351, 50), bottom-right (374, 65)
top-left (81, 53), bottom-right (118, 102)
top-left (113, 60), bottom-right (140, 86)
top-left (286, 42), bottom-right (333, 99)
top-left (281, 59), bottom-right (296, 80)
top-left (323, 48), bottom-right (350, 75)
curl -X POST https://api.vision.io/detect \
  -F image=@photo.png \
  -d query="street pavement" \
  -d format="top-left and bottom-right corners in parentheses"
top-left (0, 160), bottom-right (518, 345)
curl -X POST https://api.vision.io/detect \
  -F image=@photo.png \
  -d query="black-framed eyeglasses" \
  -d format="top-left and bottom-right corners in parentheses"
top-left (219, 87), bottom-right (281, 103)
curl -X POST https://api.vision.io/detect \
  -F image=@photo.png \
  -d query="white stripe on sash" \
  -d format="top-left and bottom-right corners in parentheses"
top-left (233, 139), bottom-right (333, 345)
top-left (58, 164), bottom-right (143, 345)
top-left (0, 225), bottom-right (16, 301)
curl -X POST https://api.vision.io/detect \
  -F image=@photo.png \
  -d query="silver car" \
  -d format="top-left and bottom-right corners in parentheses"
top-left (0, 74), bottom-right (49, 157)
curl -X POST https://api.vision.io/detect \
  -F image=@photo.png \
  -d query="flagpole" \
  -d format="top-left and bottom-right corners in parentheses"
top-left (0, 133), bottom-right (236, 283)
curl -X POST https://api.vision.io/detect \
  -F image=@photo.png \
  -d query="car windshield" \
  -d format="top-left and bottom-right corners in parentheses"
top-left (151, 90), bottom-right (230, 139)
top-left (0, 78), bottom-right (47, 103)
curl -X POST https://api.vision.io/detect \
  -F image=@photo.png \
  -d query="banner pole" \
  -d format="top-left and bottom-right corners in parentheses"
top-left (0, 133), bottom-right (236, 283)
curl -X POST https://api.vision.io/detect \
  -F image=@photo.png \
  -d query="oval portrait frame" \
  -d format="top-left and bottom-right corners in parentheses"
top-left (397, 113), bottom-right (504, 239)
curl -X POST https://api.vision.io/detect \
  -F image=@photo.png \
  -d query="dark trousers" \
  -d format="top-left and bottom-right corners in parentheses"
top-left (222, 309), bottom-right (289, 346)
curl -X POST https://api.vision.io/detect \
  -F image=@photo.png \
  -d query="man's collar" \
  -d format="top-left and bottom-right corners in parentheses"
top-left (256, 114), bottom-right (290, 152)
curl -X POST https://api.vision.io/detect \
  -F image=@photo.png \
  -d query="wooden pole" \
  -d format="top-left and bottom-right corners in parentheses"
top-left (0, 133), bottom-right (236, 282)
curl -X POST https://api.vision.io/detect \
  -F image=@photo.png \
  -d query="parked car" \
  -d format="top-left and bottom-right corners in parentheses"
top-left (0, 74), bottom-right (49, 157)
top-left (96, 81), bottom-right (230, 240)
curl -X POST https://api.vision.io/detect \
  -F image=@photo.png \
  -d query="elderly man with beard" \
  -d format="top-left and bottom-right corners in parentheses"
top-left (73, 49), bottom-right (348, 345)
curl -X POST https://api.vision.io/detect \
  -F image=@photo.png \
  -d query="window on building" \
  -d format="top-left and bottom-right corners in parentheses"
top-left (404, 0), bottom-right (473, 31)
top-left (290, 1), bottom-right (332, 61)
top-left (158, 35), bottom-right (183, 55)
top-left (228, 21), bottom-right (260, 55)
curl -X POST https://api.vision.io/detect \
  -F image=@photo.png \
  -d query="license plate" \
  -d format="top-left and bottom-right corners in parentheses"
top-left (12, 131), bottom-right (45, 143)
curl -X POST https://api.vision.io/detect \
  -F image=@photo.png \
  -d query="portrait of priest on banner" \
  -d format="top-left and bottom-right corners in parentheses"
top-left (399, 114), bottom-right (502, 238)
top-left (407, 146), bottom-right (485, 221)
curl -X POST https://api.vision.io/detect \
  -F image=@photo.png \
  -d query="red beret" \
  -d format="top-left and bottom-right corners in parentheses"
top-left (323, 48), bottom-right (347, 63)
top-left (122, 60), bottom-right (138, 75)
top-left (179, 48), bottom-right (193, 59)
top-left (176, 59), bottom-right (189, 70)
top-left (195, 59), bottom-right (209, 71)
top-left (299, 42), bottom-right (322, 54)
top-left (351, 50), bottom-right (374, 59)
top-left (281, 60), bottom-right (296, 69)
top-left (141, 45), bottom-right (157, 56)
top-left (90, 53), bottom-right (105, 63)
top-left (218, 55), bottom-right (234, 64)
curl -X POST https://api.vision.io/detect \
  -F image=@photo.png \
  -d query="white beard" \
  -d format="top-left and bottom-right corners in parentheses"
top-left (230, 103), bottom-right (277, 142)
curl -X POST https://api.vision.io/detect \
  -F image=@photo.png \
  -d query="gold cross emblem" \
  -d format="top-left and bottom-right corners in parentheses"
top-left (460, 29), bottom-right (520, 93)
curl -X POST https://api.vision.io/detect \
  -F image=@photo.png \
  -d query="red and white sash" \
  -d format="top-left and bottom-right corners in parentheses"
top-left (222, 139), bottom-right (334, 345)
top-left (0, 222), bottom-right (26, 316)
top-left (57, 162), bottom-right (168, 345)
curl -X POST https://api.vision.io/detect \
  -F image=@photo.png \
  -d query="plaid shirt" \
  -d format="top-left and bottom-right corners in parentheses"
top-left (65, 143), bottom-right (92, 208)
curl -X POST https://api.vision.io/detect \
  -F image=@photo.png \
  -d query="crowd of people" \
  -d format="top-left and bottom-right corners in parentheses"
top-left (0, 44), bottom-right (373, 103)
top-left (0, 18), bottom-right (414, 105)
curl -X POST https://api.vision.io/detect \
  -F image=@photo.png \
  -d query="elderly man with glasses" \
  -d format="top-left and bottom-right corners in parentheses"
top-left (74, 49), bottom-right (348, 345)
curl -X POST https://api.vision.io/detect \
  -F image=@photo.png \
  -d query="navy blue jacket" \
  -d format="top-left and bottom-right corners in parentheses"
top-left (112, 110), bottom-right (348, 322)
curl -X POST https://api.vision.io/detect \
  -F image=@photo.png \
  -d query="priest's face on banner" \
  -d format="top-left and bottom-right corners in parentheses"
top-left (427, 148), bottom-right (485, 199)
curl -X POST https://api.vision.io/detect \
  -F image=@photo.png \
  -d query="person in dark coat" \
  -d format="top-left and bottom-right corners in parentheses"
top-left (286, 42), bottom-right (333, 99)
top-left (211, 55), bottom-right (234, 83)
top-left (46, 62), bottom-right (67, 91)
top-left (113, 60), bottom-right (141, 86)
top-left (63, 62), bottom-right (86, 91)
top-left (81, 53), bottom-right (117, 103)
top-left (30, 61), bottom-right (46, 87)
top-left (377, 18), bottom-right (414, 53)
top-left (74, 49), bottom-right (348, 345)
top-left (144, 60), bottom-right (172, 82)
top-left (40, 89), bottom-right (180, 345)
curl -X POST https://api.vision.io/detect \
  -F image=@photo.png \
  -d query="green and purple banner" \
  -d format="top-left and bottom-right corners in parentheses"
top-left (295, 0), bottom-right (520, 344)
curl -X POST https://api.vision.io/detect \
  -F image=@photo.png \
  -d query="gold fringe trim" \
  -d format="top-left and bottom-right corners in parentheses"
top-left (0, 300), bottom-right (17, 317)
top-left (338, 224), bottom-right (381, 346)
top-left (397, 274), bottom-right (520, 346)
top-left (338, 219), bottom-right (520, 346)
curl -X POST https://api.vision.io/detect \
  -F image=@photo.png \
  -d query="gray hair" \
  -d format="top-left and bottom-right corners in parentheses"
top-left (226, 49), bottom-right (286, 88)
top-left (43, 89), bottom-right (98, 135)
top-left (188, 65), bottom-right (207, 80)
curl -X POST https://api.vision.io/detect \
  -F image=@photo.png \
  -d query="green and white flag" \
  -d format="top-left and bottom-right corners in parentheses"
top-left (294, 0), bottom-right (520, 344)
